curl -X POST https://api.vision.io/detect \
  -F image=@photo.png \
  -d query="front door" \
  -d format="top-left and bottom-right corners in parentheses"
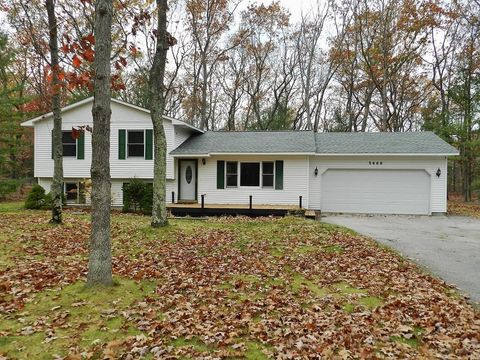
top-left (179, 160), bottom-right (197, 202)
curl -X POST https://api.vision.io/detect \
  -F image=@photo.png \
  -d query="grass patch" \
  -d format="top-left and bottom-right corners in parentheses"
top-left (245, 341), bottom-right (271, 359)
top-left (0, 278), bottom-right (156, 358)
top-left (390, 326), bottom-right (424, 348)
top-left (291, 274), bottom-right (328, 297)
top-left (170, 336), bottom-right (213, 353)
top-left (390, 335), bottom-right (420, 348)
top-left (0, 201), bottom-right (24, 213)
top-left (269, 245), bottom-right (284, 257)
top-left (294, 244), bottom-right (318, 254)
top-left (322, 244), bottom-right (344, 253)
top-left (332, 281), bottom-right (366, 295)
top-left (359, 296), bottom-right (383, 309)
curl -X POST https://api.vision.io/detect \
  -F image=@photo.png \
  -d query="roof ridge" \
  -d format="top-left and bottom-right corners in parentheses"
top-left (208, 130), bottom-right (314, 133)
top-left (316, 131), bottom-right (434, 135)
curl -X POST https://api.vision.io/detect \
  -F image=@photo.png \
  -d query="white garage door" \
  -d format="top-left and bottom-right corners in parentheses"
top-left (321, 169), bottom-right (430, 215)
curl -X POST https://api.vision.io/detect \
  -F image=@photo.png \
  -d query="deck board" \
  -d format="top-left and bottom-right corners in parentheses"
top-left (167, 203), bottom-right (305, 217)
top-left (168, 203), bottom-right (301, 210)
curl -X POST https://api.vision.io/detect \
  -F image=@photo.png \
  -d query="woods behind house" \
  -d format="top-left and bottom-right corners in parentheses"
top-left (0, 0), bottom-right (479, 200)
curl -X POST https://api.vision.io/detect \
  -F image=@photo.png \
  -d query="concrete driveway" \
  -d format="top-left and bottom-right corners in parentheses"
top-left (321, 214), bottom-right (480, 304)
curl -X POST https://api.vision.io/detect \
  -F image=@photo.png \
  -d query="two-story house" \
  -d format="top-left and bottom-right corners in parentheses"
top-left (22, 97), bottom-right (459, 215)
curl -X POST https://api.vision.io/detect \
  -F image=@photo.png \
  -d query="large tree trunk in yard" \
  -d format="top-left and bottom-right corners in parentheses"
top-left (45, 0), bottom-right (63, 224)
top-left (87, 0), bottom-right (114, 286)
top-left (149, 0), bottom-right (169, 228)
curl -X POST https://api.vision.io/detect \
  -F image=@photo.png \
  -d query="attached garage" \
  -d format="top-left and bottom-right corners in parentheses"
top-left (308, 132), bottom-right (459, 215)
top-left (321, 169), bottom-right (431, 215)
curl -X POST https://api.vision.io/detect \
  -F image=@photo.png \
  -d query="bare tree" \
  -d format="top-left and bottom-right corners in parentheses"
top-left (185, 0), bottom-right (240, 129)
top-left (294, 3), bottom-right (329, 130)
top-left (240, 2), bottom-right (291, 129)
top-left (45, 0), bottom-right (63, 224)
top-left (149, 0), bottom-right (172, 227)
top-left (87, 0), bottom-right (113, 286)
top-left (355, 0), bottom-right (432, 131)
top-left (424, 1), bottom-right (462, 133)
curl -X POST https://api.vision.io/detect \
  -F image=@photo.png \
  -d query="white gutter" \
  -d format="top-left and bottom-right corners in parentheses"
top-left (171, 152), bottom-right (317, 157)
top-left (314, 152), bottom-right (459, 156)
top-left (171, 152), bottom-right (458, 157)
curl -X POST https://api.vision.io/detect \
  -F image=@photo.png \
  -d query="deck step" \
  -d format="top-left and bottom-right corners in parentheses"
top-left (304, 210), bottom-right (317, 219)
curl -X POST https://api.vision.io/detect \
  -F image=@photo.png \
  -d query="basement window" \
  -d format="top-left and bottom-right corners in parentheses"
top-left (65, 182), bottom-right (78, 203)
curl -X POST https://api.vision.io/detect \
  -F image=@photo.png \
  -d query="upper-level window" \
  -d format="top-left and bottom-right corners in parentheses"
top-left (62, 131), bottom-right (76, 157)
top-left (226, 161), bottom-right (238, 187)
top-left (262, 162), bottom-right (274, 187)
top-left (128, 130), bottom-right (144, 157)
top-left (240, 162), bottom-right (260, 187)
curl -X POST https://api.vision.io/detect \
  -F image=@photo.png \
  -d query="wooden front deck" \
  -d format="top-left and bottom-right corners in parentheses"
top-left (167, 203), bottom-right (310, 217)
top-left (168, 203), bottom-right (299, 210)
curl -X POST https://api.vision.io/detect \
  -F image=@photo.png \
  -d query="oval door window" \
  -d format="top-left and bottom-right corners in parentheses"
top-left (185, 166), bottom-right (193, 184)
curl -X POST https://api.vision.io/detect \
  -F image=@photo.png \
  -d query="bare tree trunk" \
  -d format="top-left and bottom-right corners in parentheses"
top-left (45, 0), bottom-right (63, 224)
top-left (149, 0), bottom-right (169, 228)
top-left (87, 0), bottom-right (113, 286)
top-left (200, 58), bottom-right (208, 130)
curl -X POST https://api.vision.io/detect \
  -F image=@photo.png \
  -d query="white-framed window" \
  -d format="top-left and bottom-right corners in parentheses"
top-left (62, 131), bottom-right (76, 157)
top-left (226, 161), bottom-right (238, 187)
top-left (127, 130), bottom-right (144, 157)
top-left (262, 161), bottom-right (274, 188)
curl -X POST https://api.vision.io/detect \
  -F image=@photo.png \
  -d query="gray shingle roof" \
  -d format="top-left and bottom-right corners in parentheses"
top-left (170, 131), bottom-right (316, 155)
top-left (170, 130), bottom-right (458, 155)
top-left (314, 132), bottom-right (458, 154)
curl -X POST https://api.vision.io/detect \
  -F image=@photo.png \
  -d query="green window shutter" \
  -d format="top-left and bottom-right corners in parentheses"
top-left (145, 129), bottom-right (153, 160)
top-left (77, 132), bottom-right (85, 159)
top-left (118, 129), bottom-right (126, 159)
top-left (216, 160), bottom-right (225, 189)
top-left (275, 160), bottom-right (284, 190)
top-left (51, 130), bottom-right (54, 159)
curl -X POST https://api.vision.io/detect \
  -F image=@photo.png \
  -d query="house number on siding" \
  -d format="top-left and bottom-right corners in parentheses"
top-left (186, 166), bottom-right (193, 184)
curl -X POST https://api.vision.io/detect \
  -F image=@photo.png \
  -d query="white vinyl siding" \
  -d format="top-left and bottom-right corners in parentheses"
top-left (198, 155), bottom-right (309, 206)
top-left (308, 156), bottom-right (448, 214)
top-left (38, 178), bottom-right (177, 207)
top-left (33, 101), bottom-right (195, 180)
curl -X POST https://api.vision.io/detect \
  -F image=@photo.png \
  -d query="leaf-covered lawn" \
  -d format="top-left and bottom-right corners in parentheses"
top-left (0, 205), bottom-right (479, 359)
top-left (448, 200), bottom-right (480, 219)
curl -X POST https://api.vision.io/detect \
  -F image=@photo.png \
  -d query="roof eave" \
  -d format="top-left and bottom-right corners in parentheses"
top-left (314, 152), bottom-right (459, 156)
top-left (20, 97), bottom-right (203, 133)
top-left (170, 119), bottom-right (204, 133)
top-left (171, 152), bottom-right (316, 157)
top-left (21, 97), bottom-right (95, 127)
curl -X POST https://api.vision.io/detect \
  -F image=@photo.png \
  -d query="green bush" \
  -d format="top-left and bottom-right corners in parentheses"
top-left (43, 192), bottom-right (53, 209)
top-left (24, 185), bottom-right (46, 209)
top-left (140, 183), bottom-right (153, 215)
top-left (122, 179), bottom-right (152, 215)
top-left (0, 179), bottom-right (22, 200)
top-left (24, 185), bottom-right (64, 210)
